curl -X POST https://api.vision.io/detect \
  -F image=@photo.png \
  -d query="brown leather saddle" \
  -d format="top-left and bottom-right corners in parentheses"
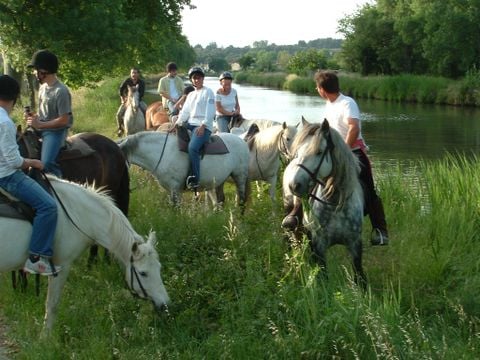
top-left (176, 125), bottom-right (229, 155)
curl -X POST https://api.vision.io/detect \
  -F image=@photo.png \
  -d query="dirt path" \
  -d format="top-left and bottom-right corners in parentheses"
top-left (0, 316), bottom-right (14, 360)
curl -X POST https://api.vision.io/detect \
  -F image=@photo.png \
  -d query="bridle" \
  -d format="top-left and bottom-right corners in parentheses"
top-left (295, 129), bottom-right (335, 204)
top-left (129, 255), bottom-right (149, 300)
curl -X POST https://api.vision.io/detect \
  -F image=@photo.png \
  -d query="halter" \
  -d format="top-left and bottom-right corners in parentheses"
top-left (129, 255), bottom-right (149, 300)
top-left (295, 129), bottom-right (335, 204)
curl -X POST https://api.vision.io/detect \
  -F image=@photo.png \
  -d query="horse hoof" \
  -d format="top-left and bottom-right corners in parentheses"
top-left (281, 215), bottom-right (299, 231)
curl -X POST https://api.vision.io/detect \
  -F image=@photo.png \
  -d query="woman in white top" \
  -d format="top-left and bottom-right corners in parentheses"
top-left (215, 71), bottom-right (241, 133)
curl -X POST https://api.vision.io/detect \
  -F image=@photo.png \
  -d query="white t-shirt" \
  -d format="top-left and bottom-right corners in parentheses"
top-left (215, 88), bottom-right (237, 115)
top-left (324, 93), bottom-right (363, 143)
top-left (177, 86), bottom-right (216, 132)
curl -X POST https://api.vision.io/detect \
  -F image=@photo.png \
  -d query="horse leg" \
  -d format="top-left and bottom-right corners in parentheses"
top-left (42, 265), bottom-right (71, 336)
top-left (350, 239), bottom-right (367, 289)
top-left (214, 184), bottom-right (225, 210)
top-left (310, 235), bottom-right (328, 280)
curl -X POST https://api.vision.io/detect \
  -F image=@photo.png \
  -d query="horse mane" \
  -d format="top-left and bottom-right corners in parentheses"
top-left (49, 177), bottom-right (143, 261)
top-left (291, 122), bottom-right (360, 206)
top-left (253, 125), bottom-right (285, 152)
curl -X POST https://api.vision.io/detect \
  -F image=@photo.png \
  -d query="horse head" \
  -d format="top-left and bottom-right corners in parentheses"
top-left (127, 85), bottom-right (140, 113)
top-left (287, 118), bottom-right (335, 197)
top-left (126, 231), bottom-right (170, 311)
top-left (16, 125), bottom-right (41, 159)
top-left (279, 121), bottom-right (298, 161)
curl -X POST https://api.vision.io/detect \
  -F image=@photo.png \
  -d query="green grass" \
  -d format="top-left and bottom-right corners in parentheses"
top-left (1, 78), bottom-right (479, 358)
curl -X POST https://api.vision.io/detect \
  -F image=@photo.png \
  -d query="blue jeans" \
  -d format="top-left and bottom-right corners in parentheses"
top-left (186, 124), bottom-right (211, 183)
top-left (0, 171), bottom-right (57, 257)
top-left (216, 115), bottom-right (231, 133)
top-left (41, 129), bottom-right (67, 177)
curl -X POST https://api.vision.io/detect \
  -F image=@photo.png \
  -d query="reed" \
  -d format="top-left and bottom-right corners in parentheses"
top-left (0, 79), bottom-right (479, 358)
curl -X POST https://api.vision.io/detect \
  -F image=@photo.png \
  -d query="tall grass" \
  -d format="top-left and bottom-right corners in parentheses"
top-left (1, 78), bottom-right (479, 358)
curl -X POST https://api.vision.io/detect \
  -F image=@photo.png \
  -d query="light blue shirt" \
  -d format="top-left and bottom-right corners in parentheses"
top-left (0, 107), bottom-right (24, 178)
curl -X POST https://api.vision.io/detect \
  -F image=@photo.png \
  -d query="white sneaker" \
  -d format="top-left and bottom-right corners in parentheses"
top-left (24, 256), bottom-right (62, 276)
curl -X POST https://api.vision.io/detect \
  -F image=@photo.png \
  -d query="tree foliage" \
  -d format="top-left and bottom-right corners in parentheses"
top-left (338, 0), bottom-right (480, 78)
top-left (0, 0), bottom-right (196, 87)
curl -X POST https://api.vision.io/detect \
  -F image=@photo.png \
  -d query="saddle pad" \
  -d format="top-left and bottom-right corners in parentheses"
top-left (176, 127), bottom-right (229, 155)
top-left (0, 191), bottom-right (33, 222)
top-left (58, 135), bottom-right (96, 161)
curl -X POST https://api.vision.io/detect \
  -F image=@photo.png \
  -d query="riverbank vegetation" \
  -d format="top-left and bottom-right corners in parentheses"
top-left (235, 70), bottom-right (480, 106)
top-left (0, 78), bottom-right (478, 358)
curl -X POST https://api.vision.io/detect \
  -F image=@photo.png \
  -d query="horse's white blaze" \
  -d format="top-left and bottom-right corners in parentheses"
top-left (0, 177), bottom-right (169, 334)
top-left (124, 85), bottom-right (145, 135)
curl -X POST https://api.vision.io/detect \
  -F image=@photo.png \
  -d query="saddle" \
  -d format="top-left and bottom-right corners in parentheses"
top-left (0, 188), bottom-right (34, 222)
top-left (19, 129), bottom-right (96, 162)
top-left (176, 125), bottom-right (229, 155)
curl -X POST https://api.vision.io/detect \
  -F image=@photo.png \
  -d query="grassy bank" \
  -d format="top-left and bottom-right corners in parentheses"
top-left (235, 71), bottom-right (480, 106)
top-left (1, 79), bottom-right (479, 358)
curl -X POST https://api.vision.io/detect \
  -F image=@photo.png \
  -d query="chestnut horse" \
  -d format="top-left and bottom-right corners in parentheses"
top-left (145, 100), bottom-right (170, 130)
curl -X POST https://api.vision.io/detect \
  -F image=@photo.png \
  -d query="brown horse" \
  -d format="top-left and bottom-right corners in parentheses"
top-left (16, 129), bottom-right (130, 263)
top-left (145, 100), bottom-right (170, 130)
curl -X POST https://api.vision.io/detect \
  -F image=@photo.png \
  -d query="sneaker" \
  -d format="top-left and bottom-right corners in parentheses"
top-left (24, 256), bottom-right (62, 276)
top-left (371, 228), bottom-right (389, 246)
top-left (186, 175), bottom-right (199, 190)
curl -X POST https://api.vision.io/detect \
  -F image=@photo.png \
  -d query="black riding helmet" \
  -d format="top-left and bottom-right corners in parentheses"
top-left (0, 75), bottom-right (20, 103)
top-left (27, 49), bottom-right (59, 74)
top-left (188, 66), bottom-right (205, 79)
top-left (219, 71), bottom-right (233, 81)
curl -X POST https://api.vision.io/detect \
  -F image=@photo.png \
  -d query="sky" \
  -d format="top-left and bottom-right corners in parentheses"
top-left (181, 0), bottom-right (372, 48)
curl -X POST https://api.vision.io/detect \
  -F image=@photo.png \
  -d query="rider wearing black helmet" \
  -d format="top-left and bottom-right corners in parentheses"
top-left (25, 49), bottom-right (73, 178)
top-left (215, 71), bottom-right (241, 133)
top-left (0, 74), bottom-right (61, 276)
top-left (175, 66), bottom-right (215, 191)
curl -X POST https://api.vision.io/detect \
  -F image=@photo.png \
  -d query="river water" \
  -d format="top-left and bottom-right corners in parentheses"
top-left (203, 77), bottom-right (480, 169)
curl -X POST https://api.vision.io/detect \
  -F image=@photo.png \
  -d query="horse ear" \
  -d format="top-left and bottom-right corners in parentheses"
top-left (301, 116), bottom-right (309, 127)
top-left (147, 231), bottom-right (157, 247)
top-left (282, 122), bottom-right (287, 129)
top-left (131, 242), bottom-right (141, 257)
top-left (17, 124), bottom-right (22, 132)
top-left (321, 118), bottom-right (330, 132)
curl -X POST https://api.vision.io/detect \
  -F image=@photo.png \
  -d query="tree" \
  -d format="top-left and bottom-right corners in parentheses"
top-left (208, 57), bottom-right (229, 73)
top-left (0, 0), bottom-right (195, 87)
top-left (287, 49), bottom-right (329, 75)
top-left (239, 54), bottom-right (255, 70)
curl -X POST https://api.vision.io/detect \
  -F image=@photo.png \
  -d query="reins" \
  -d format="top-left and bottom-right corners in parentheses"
top-left (152, 131), bottom-right (170, 173)
top-left (42, 171), bottom-right (150, 299)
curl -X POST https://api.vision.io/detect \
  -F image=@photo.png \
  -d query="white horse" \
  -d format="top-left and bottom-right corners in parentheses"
top-left (123, 84), bottom-right (145, 135)
top-left (230, 117), bottom-right (281, 134)
top-left (245, 122), bottom-right (298, 200)
top-left (0, 177), bottom-right (169, 335)
top-left (283, 119), bottom-right (366, 286)
top-left (118, 131), bottom-right (250, 207)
